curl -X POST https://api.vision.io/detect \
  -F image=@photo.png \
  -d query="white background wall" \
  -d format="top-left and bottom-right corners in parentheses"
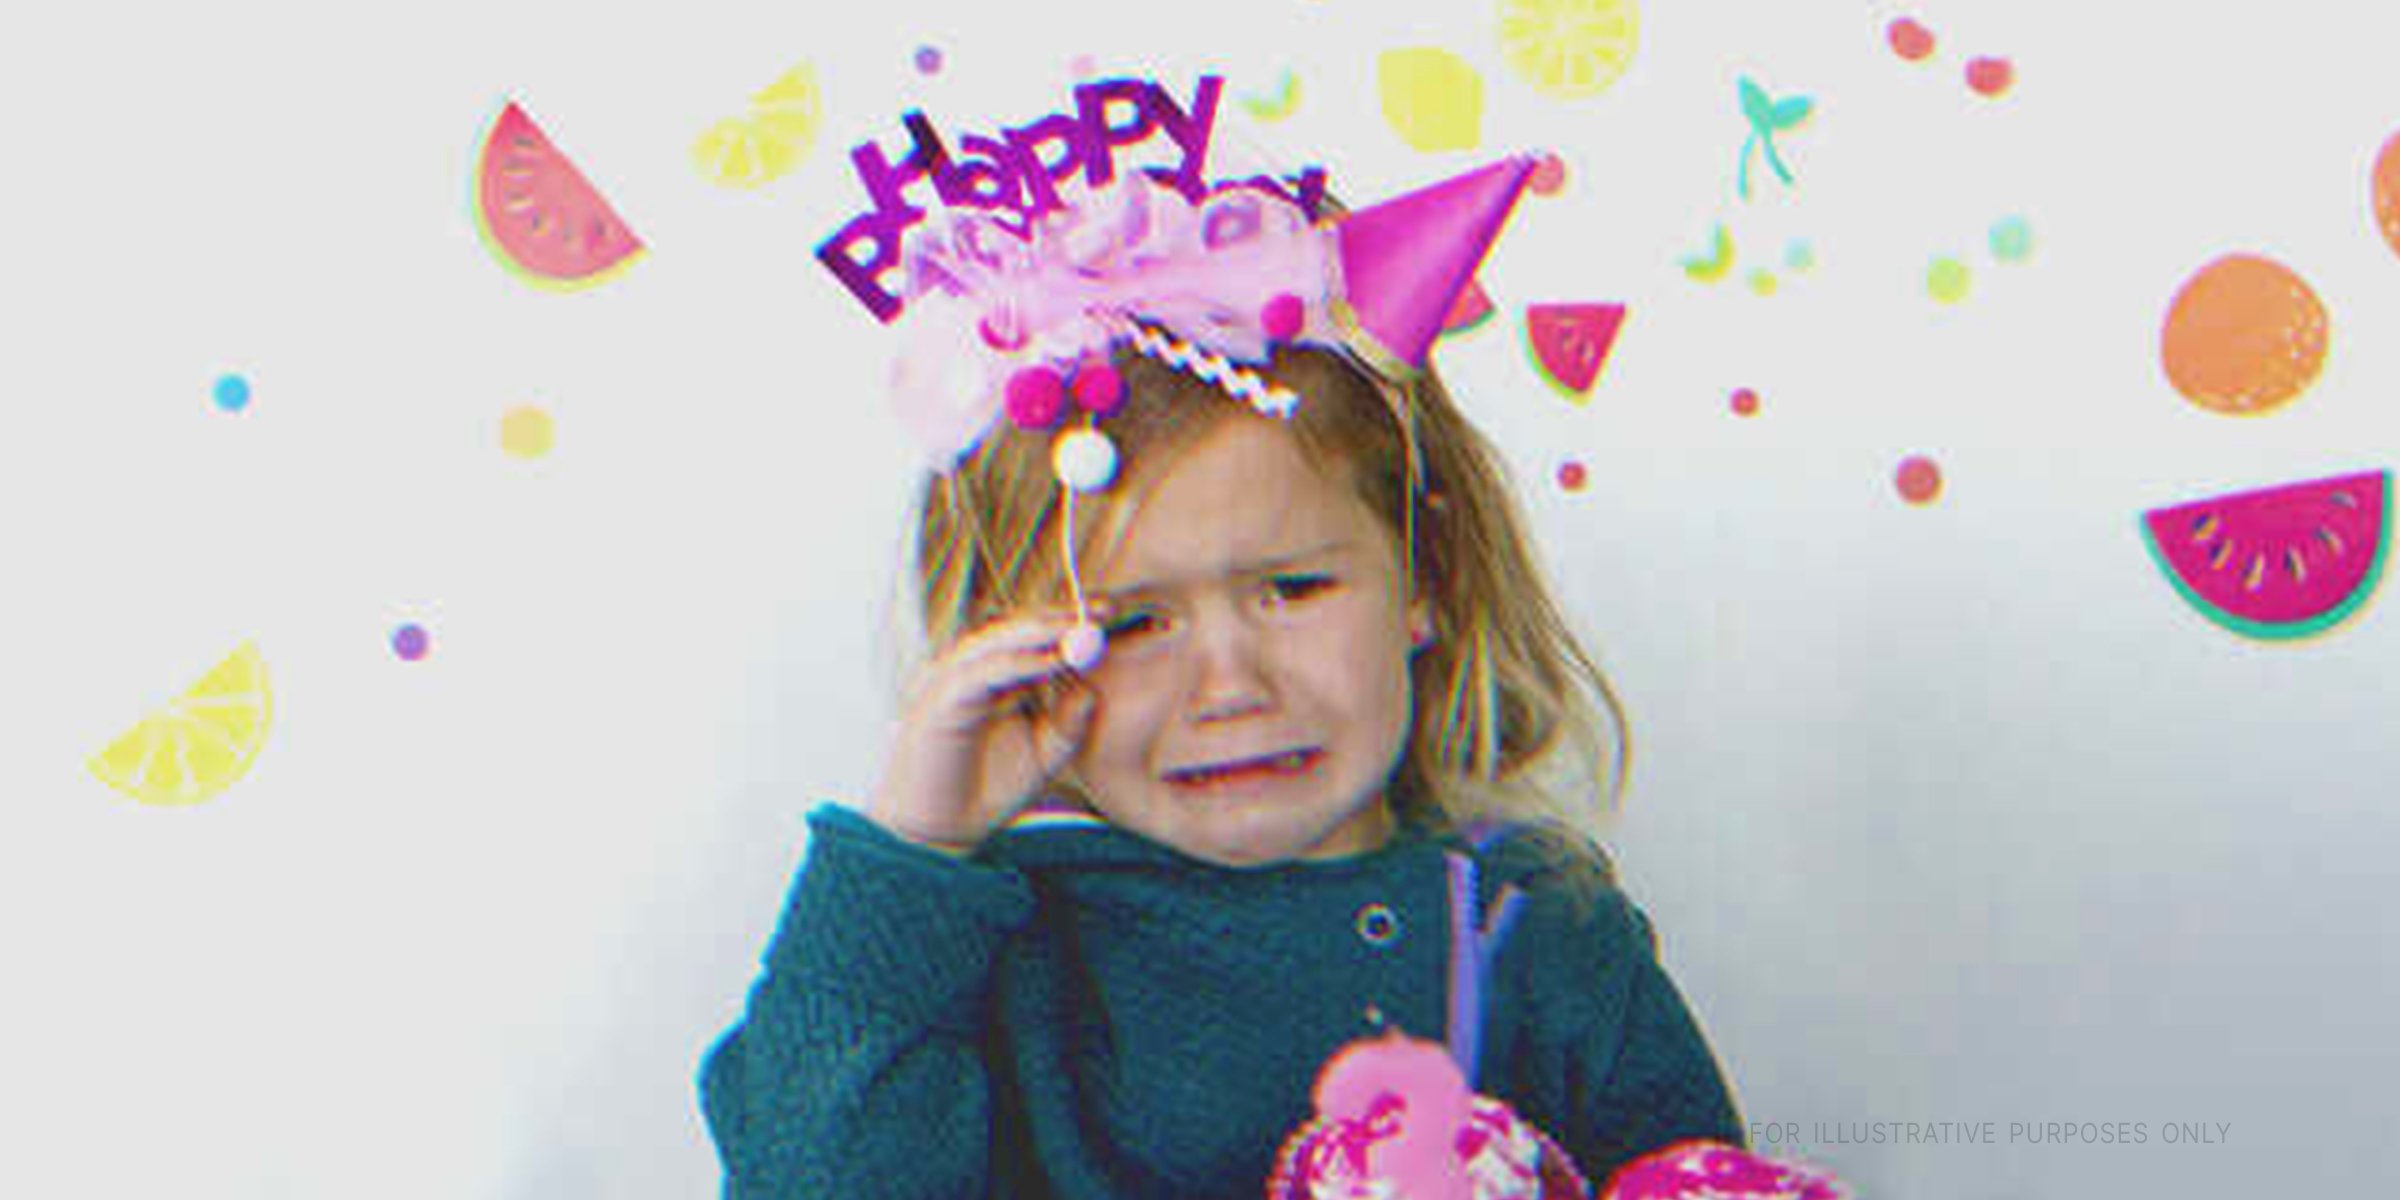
top-left (6, 1), bottom-right (2395, 1195)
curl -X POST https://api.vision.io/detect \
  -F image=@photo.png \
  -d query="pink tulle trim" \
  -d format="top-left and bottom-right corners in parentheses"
top-left (888, 173), bottom-right (1339, 467)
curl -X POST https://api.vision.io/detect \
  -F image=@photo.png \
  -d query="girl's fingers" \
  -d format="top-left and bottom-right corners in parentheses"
top-left (955, 599), bottom-right (1112, 655)
top-left (945, 610), bottom-right (1085, 671)
top-left (913, 635), bottom-right (1087, 733)
top-left (968, 684), bottom-right (1091, 827)
top-left (949, 636), bottom-right (1076, 704)
top-left (937, 608), bottom-right (1109, 690)
top-left (1026, 685), bottom-right (1096, 777)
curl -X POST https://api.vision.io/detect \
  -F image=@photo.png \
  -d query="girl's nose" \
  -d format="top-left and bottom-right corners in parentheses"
top-left (1183, 610), bottom-right (1273, 723)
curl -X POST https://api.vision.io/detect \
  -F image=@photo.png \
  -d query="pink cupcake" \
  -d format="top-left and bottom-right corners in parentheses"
top-left (1266, 1032), bottom-right (1591, 1200)
top-left (1599, 1139), bottom-right (1848, 1200)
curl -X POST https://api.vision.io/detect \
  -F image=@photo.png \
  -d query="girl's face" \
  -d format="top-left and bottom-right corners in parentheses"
top-left (1074, 414), bottom-right (1428, 867)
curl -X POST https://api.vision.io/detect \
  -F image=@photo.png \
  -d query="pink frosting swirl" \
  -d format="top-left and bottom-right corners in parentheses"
top-left (1600, 1140), bottom-right (1848, 1200)
top-left (1266, 1033), bottom-right (1590, 1200)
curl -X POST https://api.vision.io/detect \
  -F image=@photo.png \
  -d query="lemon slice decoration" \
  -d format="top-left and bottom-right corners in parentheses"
top-left (88, 642), bottom-right (272, 807)
top-left (1499, 0), bottom-right (1639, 100)
top-left (694, 63), bottom-right (822, 189)
top-left (1377, 48), bottom-right (1486, 152)
top-left (692, 119), bottom-right (781, 189)
top-left (748, 64), bottom-right (822, 144)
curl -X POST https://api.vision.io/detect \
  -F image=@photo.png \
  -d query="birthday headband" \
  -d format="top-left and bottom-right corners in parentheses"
top-left (818, 75), bottom-right (1539, 666)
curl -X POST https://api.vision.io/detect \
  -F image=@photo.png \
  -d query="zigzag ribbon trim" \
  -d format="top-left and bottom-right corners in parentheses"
top-left (1125, 324), bottom-right (1299, 419)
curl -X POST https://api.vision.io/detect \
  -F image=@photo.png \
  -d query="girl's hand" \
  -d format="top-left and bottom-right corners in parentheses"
top-left (864, 607), bottom-right (1100, 854)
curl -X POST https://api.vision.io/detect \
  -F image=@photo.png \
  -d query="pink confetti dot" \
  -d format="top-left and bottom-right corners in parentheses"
top-left (1556, 460), bottom-right (1588, 491)
top-left (1887, 17), bottom-right (1936, 62)
top-left (1529, 153), bottom-right (1567, 196)
top-left (1966, 56), bottom-right (2014, 97)
top-left (1730, 387), bottom-right (1760, 417)
top-left (1895, 455), bottom-right (1944, 504)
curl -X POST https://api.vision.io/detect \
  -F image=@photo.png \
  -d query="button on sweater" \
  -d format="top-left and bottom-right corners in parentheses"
top-left (701, 805), bottom-right (1744, 1197)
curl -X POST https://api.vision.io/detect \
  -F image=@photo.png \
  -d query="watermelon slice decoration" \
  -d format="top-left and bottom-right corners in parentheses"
top-left (1524, 303), bottom-right (1626, 402)
top-left (2140, 468), bottom-right (2388, 640)
top-left (1439, 277), bottom-right (1496, 337)
top-left (474, 101), bottom-right (645, 291)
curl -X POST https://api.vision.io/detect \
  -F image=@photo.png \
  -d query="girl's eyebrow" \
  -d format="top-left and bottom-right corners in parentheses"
top-left (1100, 539), bottom-right (1355, 598)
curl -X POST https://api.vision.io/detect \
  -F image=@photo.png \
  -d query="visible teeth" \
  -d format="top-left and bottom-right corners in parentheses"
top-left (1176, 751), bottom-right (1310, 785)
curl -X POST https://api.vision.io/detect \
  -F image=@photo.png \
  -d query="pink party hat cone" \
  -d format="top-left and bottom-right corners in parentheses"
top-left (1337, 155), bottom-right (1538, 373)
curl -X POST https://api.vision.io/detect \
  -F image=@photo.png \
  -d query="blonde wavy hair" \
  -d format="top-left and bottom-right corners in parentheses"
top-left (910, 344), bottom-right (1629, 858)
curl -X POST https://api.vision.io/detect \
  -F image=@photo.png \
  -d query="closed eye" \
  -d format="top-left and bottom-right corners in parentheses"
top-left (1104, 608), bottom-right (1166, 639)
top-left (1266, 574), bottom-right (1335, 603)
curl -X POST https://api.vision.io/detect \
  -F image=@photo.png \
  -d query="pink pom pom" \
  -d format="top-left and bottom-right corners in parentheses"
top-left (1261, 292), bottom-right (1306, 342)
top-left (1005, 367), bottom-right (1066, 429)
top-left (1071, 363), bottom-right (1126, 416)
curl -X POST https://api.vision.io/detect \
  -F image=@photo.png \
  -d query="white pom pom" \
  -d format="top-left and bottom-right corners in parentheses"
top-left (1060, 622), bottom-right (1107, 671)
top-left (1052, 428), bottom-right (1119, 493)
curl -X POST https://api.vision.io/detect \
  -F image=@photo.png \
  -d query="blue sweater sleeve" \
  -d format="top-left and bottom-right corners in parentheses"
top-left (699, 804), bottom-right (1034, 1198)
top-left (1555, 892), bottom-right (1747, 1180)
top-left (1478, 859), bottom-right (1747, 1185)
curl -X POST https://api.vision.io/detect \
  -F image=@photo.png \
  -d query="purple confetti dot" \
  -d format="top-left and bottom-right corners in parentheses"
top-left (914, 45), bottom-right (943, 75)
top-left (392, 623), bottom-right (431, 661)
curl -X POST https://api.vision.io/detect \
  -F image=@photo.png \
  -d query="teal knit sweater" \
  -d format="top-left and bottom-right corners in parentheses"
top-left (701, 805), bottom-right (1744, 1197)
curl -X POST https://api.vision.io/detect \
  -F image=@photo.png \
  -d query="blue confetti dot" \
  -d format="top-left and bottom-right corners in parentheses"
top-left (213, 373), bottom-right (251, 413)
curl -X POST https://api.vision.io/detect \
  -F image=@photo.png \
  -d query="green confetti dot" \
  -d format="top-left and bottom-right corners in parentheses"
top-left (1927, 256), bottom-right (1971, 303)
top-left (1990, 216), bottom-right (2033, 263)
top-left (1747, 268), bottom-right (1779, 296)
top-left (1784, 239), bottom-right (1815, 271)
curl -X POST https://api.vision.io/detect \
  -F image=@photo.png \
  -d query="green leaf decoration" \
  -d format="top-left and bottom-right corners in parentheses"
top-left (1739, 77), bottom-right (1773, 128)
top-left (1770, 96), bottom-right (1813, 129)
top-left (1764, 136), bottom-right (1794, 185)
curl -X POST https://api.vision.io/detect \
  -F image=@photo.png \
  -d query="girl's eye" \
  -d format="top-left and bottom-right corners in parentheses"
top-left (1265, 574), bottom-right (1335, 604)
top-left (1104, 609), bottom-right (1164, 640)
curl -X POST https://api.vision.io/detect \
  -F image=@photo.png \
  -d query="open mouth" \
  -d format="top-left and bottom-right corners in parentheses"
top-left (1163, 748), bottom-right (1323, 790)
